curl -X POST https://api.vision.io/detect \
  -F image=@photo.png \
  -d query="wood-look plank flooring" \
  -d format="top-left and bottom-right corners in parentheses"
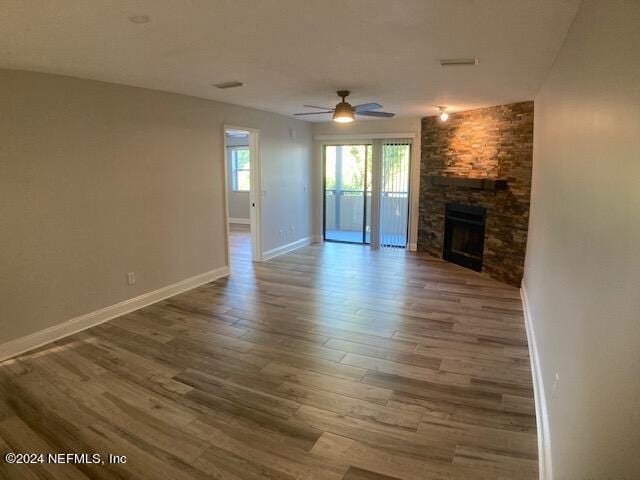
top-left (0, 223), bottom-right (537, 479)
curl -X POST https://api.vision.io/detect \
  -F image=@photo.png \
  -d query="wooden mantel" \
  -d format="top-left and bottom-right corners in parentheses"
top-left (427, 175), bottom-right (508, 190)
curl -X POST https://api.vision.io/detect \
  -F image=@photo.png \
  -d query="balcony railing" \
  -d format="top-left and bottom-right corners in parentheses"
top-left (325, 189), bottom-right (407, 197)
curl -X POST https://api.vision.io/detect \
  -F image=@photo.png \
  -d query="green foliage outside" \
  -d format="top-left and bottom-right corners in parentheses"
top-left (325, 144), bottom-right (409, 193)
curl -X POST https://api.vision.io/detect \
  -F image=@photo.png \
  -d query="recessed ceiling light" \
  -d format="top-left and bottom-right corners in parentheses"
top-left (213, 81), bottom-right (245, 89)
top-left (128, 15), bottom-right (151, 24)
top-left (440, 58), bottom-right (478, 67)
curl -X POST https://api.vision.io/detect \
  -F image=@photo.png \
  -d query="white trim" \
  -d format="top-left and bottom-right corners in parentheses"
top-left (370, 138), bottom-right (383, 248)
top-left (262, 236), bottom-right (313, 261)
top-left (0, 266), bottom-right (229, 362)
top-left (311, 235), bottom-right (324, 243)
top-left (408, 242), bottom-right (417, 251)
top-left (228, 217), bottom-right (250, 225)
top-left (314, 132), bottom-right (416, 141)
top-left (521, 282), bottom-right (553, 480)
top-left (407, 137), bottom-right (420, 250)
top-left (222, 129), bottom-right (233, 267)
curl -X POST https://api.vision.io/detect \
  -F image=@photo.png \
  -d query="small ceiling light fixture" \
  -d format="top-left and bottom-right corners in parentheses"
top-left (438, 106), bottom-right (449, 122)
top-left (332, 90), bottom-right (355, 123)
top-left (213, 80), bottom-right (245, 89)
top-left (128, 15), bottom-right (151, 24)
top-left (439, 58), bottom-right (478, 67)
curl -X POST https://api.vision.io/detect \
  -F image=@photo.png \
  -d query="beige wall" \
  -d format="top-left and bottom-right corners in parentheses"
top-left (524, 1), bottom-right (640, 478)
top-left (0, 69), bottom-right (313, 346)
top-left (312, 117), bottom-right (421, 245)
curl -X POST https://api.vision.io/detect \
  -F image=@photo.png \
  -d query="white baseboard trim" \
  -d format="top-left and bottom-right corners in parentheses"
top-left (228, 217), bottom-right (250, 225)
top-left (521, 282), bottom-right (552, 480)
top-left (312, 235), bottom-right (324, 243)
top-left (0, 266), bottom-right (230, 362)
top-left (408, 242), bottom-right (417, 251)
top-left (263, 236), bottom-right (313, 261)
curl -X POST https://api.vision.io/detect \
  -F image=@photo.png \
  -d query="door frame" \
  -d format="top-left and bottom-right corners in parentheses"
top-left (315, 133), bottom-right (418, 250)
top-left (223, 124), bottom-right (263, 263)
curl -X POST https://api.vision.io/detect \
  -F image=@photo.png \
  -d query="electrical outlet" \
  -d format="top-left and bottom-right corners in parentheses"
top-left (551, 372), bottom-right (560, 397)
top-left (127, 272), bottom-right (136, 285)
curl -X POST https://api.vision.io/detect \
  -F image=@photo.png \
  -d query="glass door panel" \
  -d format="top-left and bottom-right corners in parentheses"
top-left (380, 142), bottom-right (411, 248)
top-left (324, 145), bottom-right (371, 244)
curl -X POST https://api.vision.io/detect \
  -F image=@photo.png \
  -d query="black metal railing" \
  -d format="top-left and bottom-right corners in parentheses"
top-left (325, 189), bottom-right (407, 197)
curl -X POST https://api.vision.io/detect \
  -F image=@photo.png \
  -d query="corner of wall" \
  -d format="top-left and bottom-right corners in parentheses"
top-left (521, 280), bottom-right (553, 480)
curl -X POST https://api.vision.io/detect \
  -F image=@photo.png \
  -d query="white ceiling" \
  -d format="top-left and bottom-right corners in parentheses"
top-left (0, 0), bottom-right (580, 121)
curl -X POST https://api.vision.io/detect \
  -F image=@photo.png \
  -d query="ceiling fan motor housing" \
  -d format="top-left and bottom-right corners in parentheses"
top-left (334, 100), bottom-right (354, 116)
top-left (336, 90), bottom-right (354, 113)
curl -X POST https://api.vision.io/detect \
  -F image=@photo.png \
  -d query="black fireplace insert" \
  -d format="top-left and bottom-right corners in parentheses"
top-left (443, 203), bottom-right (486, 272)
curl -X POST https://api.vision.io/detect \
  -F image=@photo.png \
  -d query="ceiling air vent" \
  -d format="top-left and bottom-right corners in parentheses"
top-left (439, 58), bottom-right (478, 67)
top-left (214, 81), bottom-right (245, 89)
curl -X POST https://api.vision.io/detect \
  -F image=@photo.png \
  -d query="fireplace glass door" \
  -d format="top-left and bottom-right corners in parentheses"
top-left (443, 203), bottom-right (486, 271)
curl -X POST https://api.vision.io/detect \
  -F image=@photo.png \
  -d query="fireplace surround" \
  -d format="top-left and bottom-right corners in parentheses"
top-left (417, 101), bottom-right (534, 286)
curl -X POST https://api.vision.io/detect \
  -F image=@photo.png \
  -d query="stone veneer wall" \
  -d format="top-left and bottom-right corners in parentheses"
top-left (417, 101), bottom-right (534, 286)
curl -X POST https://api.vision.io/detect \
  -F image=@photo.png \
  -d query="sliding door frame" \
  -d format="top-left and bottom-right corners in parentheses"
top-left (315, 133), bottom-right (418, 250)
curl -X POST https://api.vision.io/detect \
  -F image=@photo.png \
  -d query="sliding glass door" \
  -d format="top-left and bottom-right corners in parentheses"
top-left (324, 145), bottom-right (372, 243)
top-left (323, 140), bottom-right (411, 248)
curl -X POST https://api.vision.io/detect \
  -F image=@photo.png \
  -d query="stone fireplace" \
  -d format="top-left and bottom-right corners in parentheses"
top-left (417, 101), bottom-right (534, 286)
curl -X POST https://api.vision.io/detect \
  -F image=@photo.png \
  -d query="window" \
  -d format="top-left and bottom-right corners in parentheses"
top-left (231, 148), bottom-right (250, 191)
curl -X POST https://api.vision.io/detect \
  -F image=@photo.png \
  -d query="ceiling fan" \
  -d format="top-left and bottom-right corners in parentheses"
top-left (294, 90), bottom-right (395, 123)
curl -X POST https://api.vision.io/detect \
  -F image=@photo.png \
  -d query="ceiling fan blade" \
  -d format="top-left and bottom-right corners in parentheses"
top-left (293, 111), bottom-right (333, 116)
top-left (354, 102), bottom-right (383, 112)
top-left (357, 110), bottom-right (395, 118)
top-left (303, 105), bottom-right (335, 111)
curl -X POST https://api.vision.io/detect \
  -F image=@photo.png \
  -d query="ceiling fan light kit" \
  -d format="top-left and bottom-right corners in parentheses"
top-left (333, 90), bottom-right (355, 123)
top-left (295, 90), bottom-right (395, 122)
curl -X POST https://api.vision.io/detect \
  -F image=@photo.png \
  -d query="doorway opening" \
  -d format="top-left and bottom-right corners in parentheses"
top-left (224, 126), bottom-right (262, 265)
top-left (322, 139), bottom-right (411, 249)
